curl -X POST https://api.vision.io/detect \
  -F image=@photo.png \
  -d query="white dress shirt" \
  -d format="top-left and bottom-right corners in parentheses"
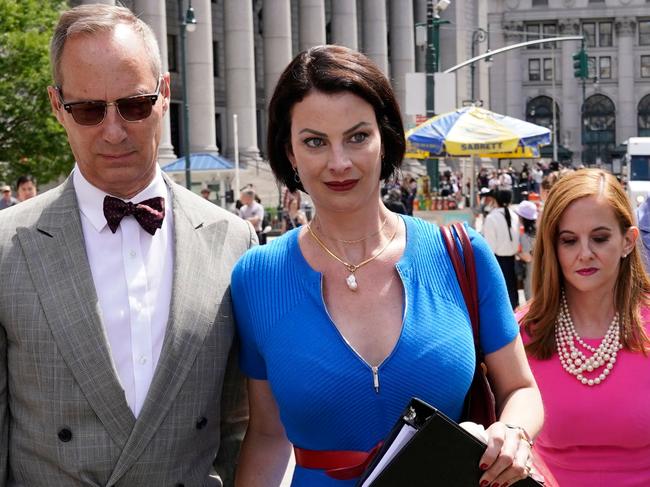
top-left (73, 165), bottom-right (174, 417)
top-left (482, 206), bottom-right (520, 256)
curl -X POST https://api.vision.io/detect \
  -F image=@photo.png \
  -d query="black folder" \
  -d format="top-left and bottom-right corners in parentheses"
top-left (356, 398), bottom-right (544, 487)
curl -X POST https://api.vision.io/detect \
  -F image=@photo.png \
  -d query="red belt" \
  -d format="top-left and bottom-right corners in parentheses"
top-left (293, 442), bottom-right (383, 480)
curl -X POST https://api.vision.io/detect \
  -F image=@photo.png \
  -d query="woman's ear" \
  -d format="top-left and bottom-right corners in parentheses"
top-left (286, 143), bottom-right (296, 167)
top-left (623, 226), bottom-right (639, 257)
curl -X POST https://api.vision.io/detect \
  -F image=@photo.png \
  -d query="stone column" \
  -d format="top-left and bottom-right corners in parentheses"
top-left (616, 17), bottom-right (636, 144)
top-left (263, 0), bottom-right (292, 108)
top-left (134, 0), bottom-right (176, 164)
top-left (361, 0), bottom-right (388, 75)
top-left (389, 0), bottom-right (415, 123)
top-left (414, 0), bottom-right (427, 73)
top-left (186, 0), bottom-right (219, 154)
top-left (331, 0), bottom-right (357, 49)
top-left (559, 19), bottom-right (581, 159)
top-left (504, 22), bottom-right (524, 119)
top-left (225, 0), bottom-right (260, 162)
top-left (299, 0), bottom-right (326, 51)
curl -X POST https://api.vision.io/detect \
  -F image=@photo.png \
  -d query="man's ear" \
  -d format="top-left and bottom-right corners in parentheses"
top-left (160, 72), bottom-right (171, 115)
top-left (47, 86), bottom-right (65, 125)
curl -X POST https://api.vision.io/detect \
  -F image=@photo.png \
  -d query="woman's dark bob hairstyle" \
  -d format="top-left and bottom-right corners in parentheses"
top-left (267, 45), bottom-right (406, 193)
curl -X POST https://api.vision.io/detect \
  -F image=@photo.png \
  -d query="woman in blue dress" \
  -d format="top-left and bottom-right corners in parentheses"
top-left (232, 45), bottom-right (543, 487)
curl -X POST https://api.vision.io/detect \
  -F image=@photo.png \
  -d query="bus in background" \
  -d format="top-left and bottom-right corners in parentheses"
top-left (626, 137), bottom-right (650, 208)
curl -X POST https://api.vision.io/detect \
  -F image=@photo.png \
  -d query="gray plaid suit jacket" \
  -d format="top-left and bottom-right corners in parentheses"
top-left (0, 175), bottom-right (256, 486)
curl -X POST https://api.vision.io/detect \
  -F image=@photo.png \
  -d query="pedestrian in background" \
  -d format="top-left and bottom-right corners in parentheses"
top-left (239, 187), bottom-right (266, 244)
top-left (519, 169), bottom-right (650, 486)
top-left (232, 44), bottom-right (542, 487)
top-left (281, 197), bottom-right (307, 233)
top-left (0, 4), bottom-right (254, 486)
top-left (16, 175), bottom-right (38, 202)
top-left (0, 185), bottom-right (17, 210)
top-left (514, 200), bottom-right (538, 302)
top-left (482, 189), bottom-right (520, 309)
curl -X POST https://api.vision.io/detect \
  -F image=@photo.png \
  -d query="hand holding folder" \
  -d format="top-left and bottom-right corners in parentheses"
top-left (356, 398), bottom-right (545, 487)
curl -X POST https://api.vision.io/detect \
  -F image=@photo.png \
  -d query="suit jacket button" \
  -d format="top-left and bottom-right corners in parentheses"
top-left (176, 484), bottom-right (185, 487)
top-left (57, 428), bottom-right (72, 442)
top-left (196, 416), bottom-right (208, 430)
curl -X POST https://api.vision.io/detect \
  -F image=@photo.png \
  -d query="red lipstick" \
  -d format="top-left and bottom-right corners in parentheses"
top-left (325, 179), bottom-right (358, 192)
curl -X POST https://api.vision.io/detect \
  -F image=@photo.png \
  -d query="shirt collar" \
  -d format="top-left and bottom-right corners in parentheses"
top-left (73, 164), bottom-right (169, 233)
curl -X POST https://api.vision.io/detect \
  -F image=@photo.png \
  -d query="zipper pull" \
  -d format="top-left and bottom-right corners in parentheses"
top-left (372, 366), bottom-right (380, 393)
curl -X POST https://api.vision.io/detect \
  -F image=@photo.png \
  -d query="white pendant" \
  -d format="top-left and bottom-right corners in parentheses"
top-left (346, 273), bottom-right (358, 291)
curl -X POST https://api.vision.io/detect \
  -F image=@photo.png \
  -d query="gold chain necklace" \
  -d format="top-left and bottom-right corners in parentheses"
top-left (333, 216), bottom-right (388, 244)
top-left (307, 216), bottom-right (398, 292)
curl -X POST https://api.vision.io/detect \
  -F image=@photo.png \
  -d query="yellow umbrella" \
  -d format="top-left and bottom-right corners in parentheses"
top-left (405, 106), bottom-right (551, 157)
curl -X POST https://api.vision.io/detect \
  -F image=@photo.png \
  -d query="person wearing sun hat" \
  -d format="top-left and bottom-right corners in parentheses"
top-left (515, 200), bottom-right (538, 301)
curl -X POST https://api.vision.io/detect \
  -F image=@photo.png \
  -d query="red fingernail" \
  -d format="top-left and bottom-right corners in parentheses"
top-left (480, 481), bottom-right (489, 487)
top-left (502, 483), bottom-right (509, 487)
top-left (493, 484), bottom-right (500, 487)
top-left (480, 463), bottom-right (488, 470)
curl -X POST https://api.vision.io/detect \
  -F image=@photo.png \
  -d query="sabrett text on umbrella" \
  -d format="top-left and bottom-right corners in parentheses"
top-left (459, 142), bottom-right (504, 151)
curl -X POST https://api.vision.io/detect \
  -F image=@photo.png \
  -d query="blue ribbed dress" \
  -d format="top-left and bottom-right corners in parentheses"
top-left (231, 215), bottom-right (518, 486)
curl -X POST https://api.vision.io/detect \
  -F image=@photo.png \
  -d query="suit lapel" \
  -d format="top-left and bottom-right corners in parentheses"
top-left (108, 181), bottom-right (230, 485)
top-left (16, 177), bottom-right (135, 448)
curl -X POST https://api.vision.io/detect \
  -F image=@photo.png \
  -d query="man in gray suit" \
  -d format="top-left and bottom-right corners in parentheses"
top-left (0, 4), bottom-right (255, 486)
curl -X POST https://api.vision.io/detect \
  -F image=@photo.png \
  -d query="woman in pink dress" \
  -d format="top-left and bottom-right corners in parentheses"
top-left (518, 169), bottom-right (650, 486)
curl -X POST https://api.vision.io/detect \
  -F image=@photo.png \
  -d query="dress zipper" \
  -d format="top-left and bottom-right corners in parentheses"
top-left (371, 365), bottom-right (380, 393)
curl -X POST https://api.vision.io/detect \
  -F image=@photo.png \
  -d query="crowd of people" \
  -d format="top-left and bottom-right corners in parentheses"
top-left (0, 4), bottom-right (648, 487)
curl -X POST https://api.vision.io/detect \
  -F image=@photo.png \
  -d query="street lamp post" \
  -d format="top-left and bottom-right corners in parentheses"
top-left (178, 0), bottom-right (196, 190)
top-left (470, 27), bottom-right (489, 104)
top-left (425, 0), bottom-right (450, 192)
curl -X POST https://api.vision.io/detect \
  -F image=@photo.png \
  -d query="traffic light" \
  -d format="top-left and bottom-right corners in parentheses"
top-left (573, 49), bottom-right (588, 79)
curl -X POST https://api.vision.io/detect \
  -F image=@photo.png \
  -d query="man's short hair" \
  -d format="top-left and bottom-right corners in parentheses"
top-left (50, 4), bottom-right (161, 86)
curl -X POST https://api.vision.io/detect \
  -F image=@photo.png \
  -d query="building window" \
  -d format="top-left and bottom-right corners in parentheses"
top-left (642, 55), bottom-right (650, 77)
top-left (212, 41), bottom-right (220, 78)
top-left (583, 94), bottom-right (616, 164)
top-left (582, 22), bottom-right (613, 48)
top-left (170, 102), bottom-right (180, 156)
top-left (526, 24), bottom-right (540, 49)
top-left (529, 59), bottom-right (541, 81)
top-left (543, 58), bottom-right (554, 81)
top-left (526, 22), bottom-right (557, 49)
top-left (215, 113), bottom-right (222, 152)
top-left (526, 96), bottom-right (560, 143)
top-left (599, 56), bottom-right (611, 79)
top-left (543, 24), bottom-right (557, 48)
top-left (588, 56), bottom-right (597, 79)
top-left (532, 0), bottom-right (548, 5)
top-left (589, 0), bottom-right (605, 3)
top-left (640, 21), bottom-right (650, 46)
top-left (168, 34), bottom-right (177, 72)
top-left (582, 23), bottom-right (596, 48)
top-left (639, 94), bottom-right (650, 136)
top-left (599, 22), bottom-right (612, 47)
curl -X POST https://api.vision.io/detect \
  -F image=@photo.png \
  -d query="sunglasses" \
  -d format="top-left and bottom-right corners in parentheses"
top-left (55, 76), bottom-right (162, 126)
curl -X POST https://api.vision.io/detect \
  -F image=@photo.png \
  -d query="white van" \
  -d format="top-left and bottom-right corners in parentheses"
top-left (626, 137), bottom-right (650, 208)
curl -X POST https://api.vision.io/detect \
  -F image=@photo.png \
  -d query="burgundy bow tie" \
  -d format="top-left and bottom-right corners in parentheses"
top-left (103, 195), bottom-right (165, 235)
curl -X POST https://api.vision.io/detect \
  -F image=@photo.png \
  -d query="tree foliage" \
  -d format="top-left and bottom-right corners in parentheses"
top-left (0, 0), bottom-right (72, 186)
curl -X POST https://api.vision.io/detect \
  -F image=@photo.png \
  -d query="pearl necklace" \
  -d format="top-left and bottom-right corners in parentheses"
top-left (555, 292), bottom-right (623, 387)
